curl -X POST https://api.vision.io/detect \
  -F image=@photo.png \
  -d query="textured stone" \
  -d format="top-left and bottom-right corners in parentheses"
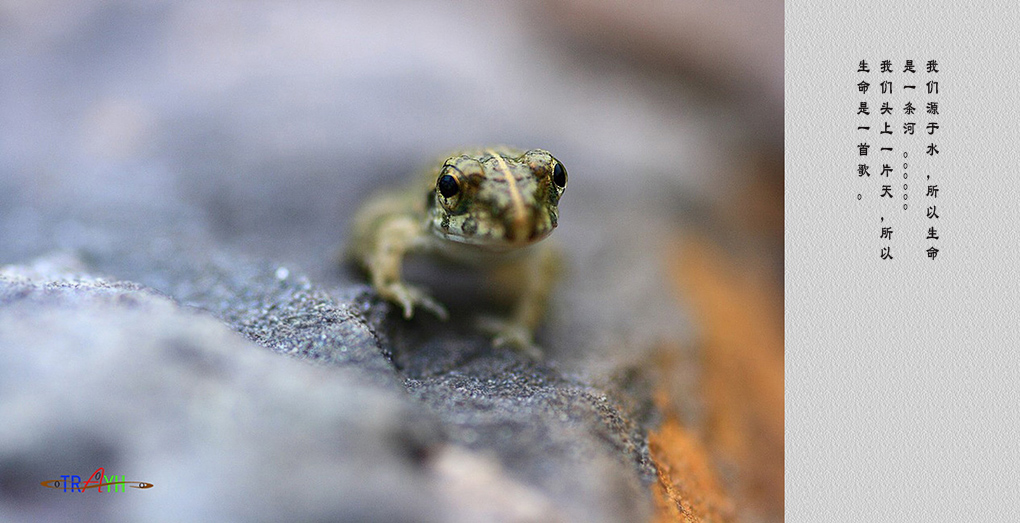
top-left (0, 227), bottom-right (673, 522)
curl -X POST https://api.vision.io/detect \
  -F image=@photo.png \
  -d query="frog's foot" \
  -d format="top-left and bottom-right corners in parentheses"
top-left (477, 316), bottom-right (543, 359)
top-left (379, 282), bottom-right (448, 320)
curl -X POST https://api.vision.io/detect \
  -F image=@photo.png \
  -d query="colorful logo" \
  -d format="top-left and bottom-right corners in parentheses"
top-left (41, 468), bottom-right (153, 492)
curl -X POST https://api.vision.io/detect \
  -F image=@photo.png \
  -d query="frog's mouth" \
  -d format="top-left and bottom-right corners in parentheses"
top-left (433, 227), bottom-right (553, 251)
top-left (430, 205), bottom-right (557, 250)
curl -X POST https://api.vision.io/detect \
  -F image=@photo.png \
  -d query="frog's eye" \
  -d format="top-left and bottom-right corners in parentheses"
top-left (436, 172), bottom-right (462, 211)
top-left (438, 173), bottom-right (459, 198)
top-left (552, 162), bottom-right (567, 188)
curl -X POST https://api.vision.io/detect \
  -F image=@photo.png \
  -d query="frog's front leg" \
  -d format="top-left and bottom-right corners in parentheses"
top-left (362, 215), bottom-right (448, 320)
top-left (483, 244), bottom-right (562, 355)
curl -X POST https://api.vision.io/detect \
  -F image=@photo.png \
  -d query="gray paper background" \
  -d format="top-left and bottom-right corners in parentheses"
top-left (787, 1), bottom-right (1020, 521)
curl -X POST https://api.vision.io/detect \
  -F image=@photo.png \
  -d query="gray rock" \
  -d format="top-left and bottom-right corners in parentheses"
top-left (0, 257), bottom-right (444, 522)
top-left (0, 235), bottom-right (667, 522)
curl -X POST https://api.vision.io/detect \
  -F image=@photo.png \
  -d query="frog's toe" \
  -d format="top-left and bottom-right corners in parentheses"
top-left (409, 287), bottom-right (449, 320)
top-left (477, 317), bottom-right (542, 358)
top-left (494, 332), bottom-right (543, 359)
top-left (382, 283), bottom-right (448, 320)
top-left (379, 283), bottom-right (413, 318)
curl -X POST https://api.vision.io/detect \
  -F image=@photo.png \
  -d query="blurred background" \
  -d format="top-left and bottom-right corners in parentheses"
top-left (1, 0), bottom-right (783, 521)
top-left (1, 0), bottom-right (782, 269)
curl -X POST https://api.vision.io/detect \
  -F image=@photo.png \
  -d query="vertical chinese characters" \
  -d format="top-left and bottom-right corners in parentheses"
top-left (856, 58), bottom-right (942, 261)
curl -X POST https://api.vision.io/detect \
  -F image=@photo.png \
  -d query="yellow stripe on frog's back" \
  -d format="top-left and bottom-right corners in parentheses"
top-left (486, 148), bottom-right (526, 226)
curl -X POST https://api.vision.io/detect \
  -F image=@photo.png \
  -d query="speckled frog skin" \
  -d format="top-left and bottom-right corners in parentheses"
top-left (348, 146), bottom-right (567, 355)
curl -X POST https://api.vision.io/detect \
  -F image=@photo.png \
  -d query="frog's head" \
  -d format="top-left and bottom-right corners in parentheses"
top-left (428, 148), bottom-right (567, 250)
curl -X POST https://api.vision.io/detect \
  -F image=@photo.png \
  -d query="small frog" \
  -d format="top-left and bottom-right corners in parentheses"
top-left (348, 146), bottom-right (567, 355)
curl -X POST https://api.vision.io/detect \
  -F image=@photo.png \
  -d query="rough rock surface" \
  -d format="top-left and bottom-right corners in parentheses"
top-left (0, 198), bottom-right (683, 522)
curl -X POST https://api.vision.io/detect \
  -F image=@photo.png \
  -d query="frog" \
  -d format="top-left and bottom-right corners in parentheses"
top-left (347, 146), bottom-right (567, 356)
